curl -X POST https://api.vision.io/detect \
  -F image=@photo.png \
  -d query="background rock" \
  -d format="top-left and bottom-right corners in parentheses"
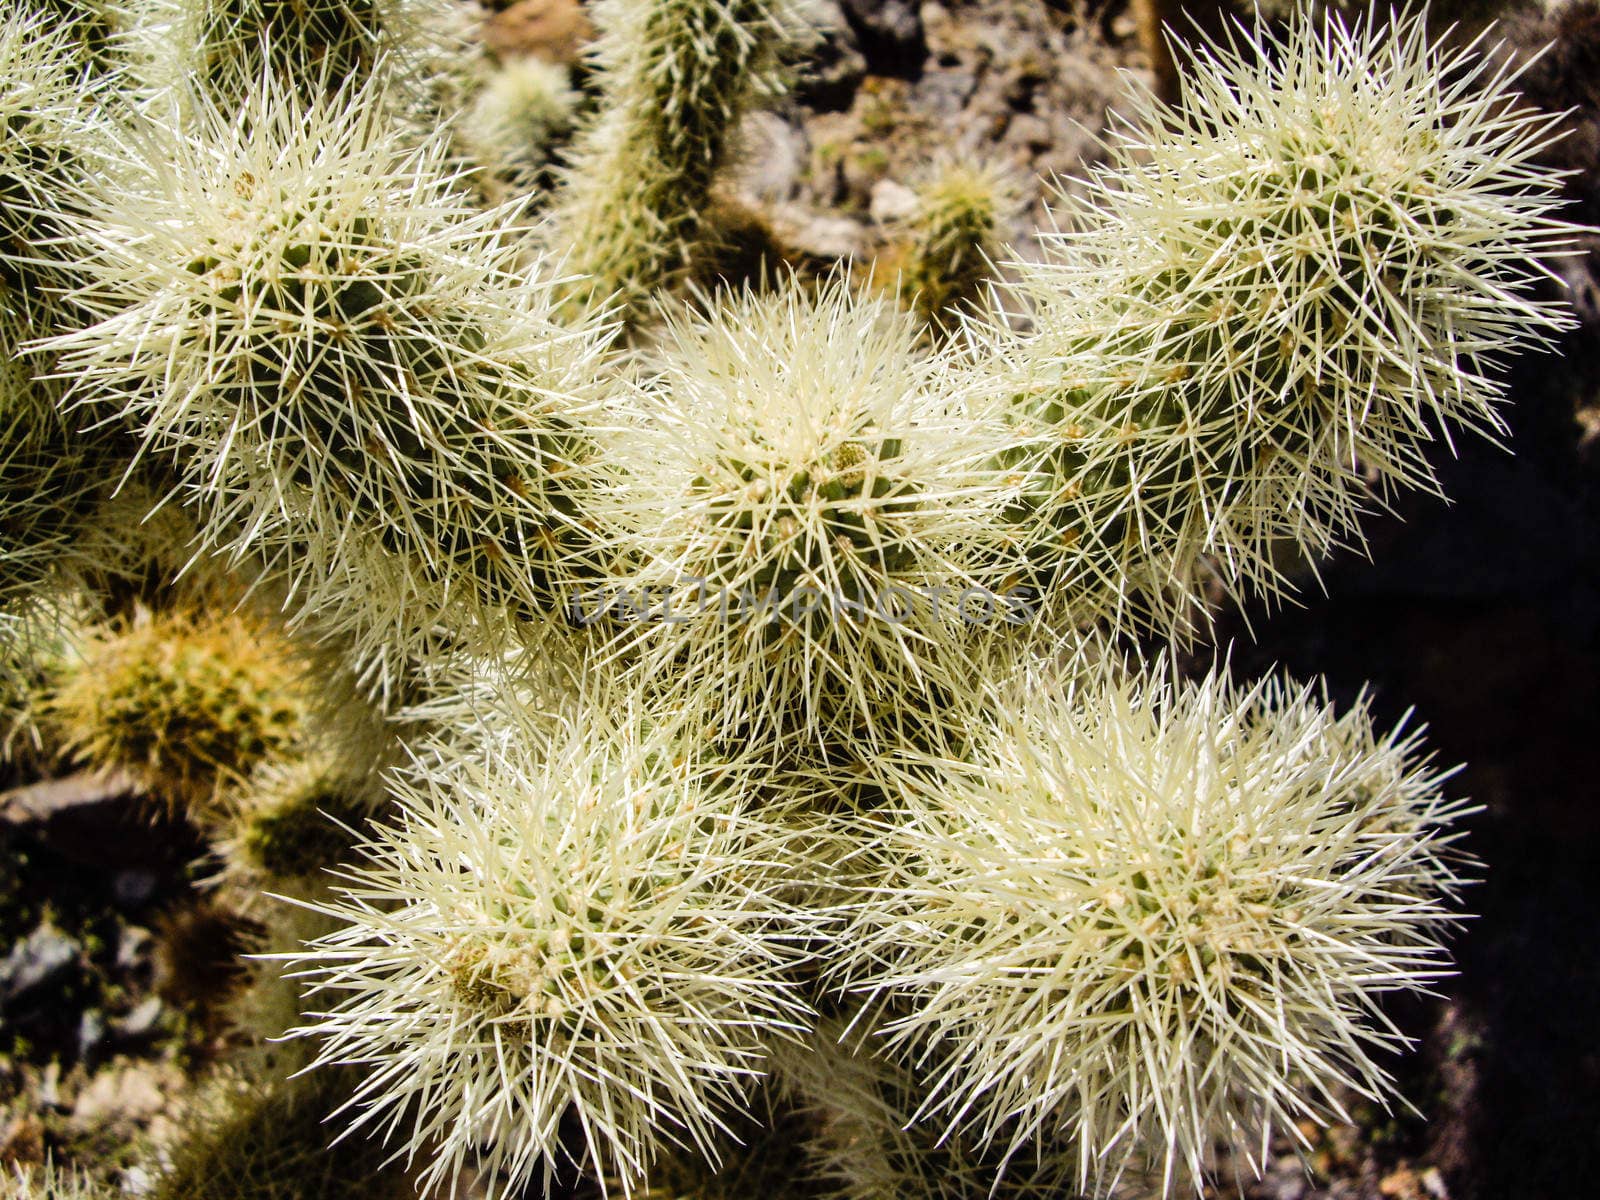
top-left (483, 0), bottom-right (592, 63)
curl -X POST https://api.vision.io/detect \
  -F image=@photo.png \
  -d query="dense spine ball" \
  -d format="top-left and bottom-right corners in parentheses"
top-left (25, 1), bottom-right (124, 69)
top-left (0, 305), bottom-right (95, 603)
top-left (222, 903), bottom-right (345, 1072)
top-left (47, 605), bottom-right (309, 813)
top-left (0, 6), bottom-right (99, 313)
top-left (0, 593), bottom-right (77, 766)
top-left (997, 10), bottom-right (1579, 634)
top-left (586, 280), bottom-right (1025, 761)
top-left (0, 8), bottom-right (1577, 1198)
top-left (587, 1102), bottom-right (820, 1200)
top-left (286, 693), bottom-right (815, 1194)
top-left (49, 78), bottom-right (608, 665)
top-left (831, 664), bottom-right (1472, 1195)
top-left (53, 475), bottom-right (245, 618)
top-left (226, 753), bottom-right (382, 883)
top-left (195, 0), bottom-right (388, 93)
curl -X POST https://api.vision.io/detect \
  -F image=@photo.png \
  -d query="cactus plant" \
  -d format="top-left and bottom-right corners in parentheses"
top-left (223, 752), bottom-right (384, 883)
top-left (549, 0), bottom-right (812, 322)
top-left (0, 8), bottom-right (111, 601)
top-left (995, 10), bottom-right (1576, 635)
top-left (46, 604), bottom-right (309, 814)
top-left (584, 279), bottom-right (1024, 761)
top-left (457, 54), bottom-right (579, 205)
top-left (0, 4), bottom-right (1586, 1198)
top-left (285, 691), bottom-right (817, 1193)
top-left (830, 663), bottom-right (1472, 1194)
top-left (774, 1023), bottom-right (1085, 1200)
top-left (151, 1067), bottom-right (410, 1200)
top-left (0, 308), bottom-right (93, 604)
top-left (883, 157), bottom-right (1017, 339)
top-left (48, 74), bottom-right (609, 674)
top-left (0, 5), bottom-right (103, 320)
top-left (129, 0), bottom-right (470, 110)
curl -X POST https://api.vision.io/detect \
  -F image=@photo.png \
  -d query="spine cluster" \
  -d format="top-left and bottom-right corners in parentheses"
top-left (994, 15), bottom-right (1573, 633)
top-left (0, 5), bottom-right (1580, 1199)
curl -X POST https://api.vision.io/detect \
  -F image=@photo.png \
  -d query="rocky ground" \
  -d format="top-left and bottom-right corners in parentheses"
top-left (4, 1), bottom-right (1600, 1197)
top-left (730, 0), bottom-right (1136, 259)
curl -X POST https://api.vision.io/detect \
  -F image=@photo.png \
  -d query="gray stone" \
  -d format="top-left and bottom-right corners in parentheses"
top-left (1004, 112), bottom-right (1054, 152)
top-left (0, 768), bottom-right (142, 825)
top-left (794, 0), bottom-right (867, 110)
top-left (70, 1063), bottom-right (167, 1127)
top-left (77, 1008), bottom-right (107, 1061)
top-left (111, 868), bottom-right (158, 910)
top-left (117, 996), bottom-right (164, 1040)
top-left (0, 924), bottom-right (79, 1004)
top-left (869, 178), bottom-right (918, 224)
top-left (843, 0), bottom-right (924, 52)
top-left (731, 112), bottom-right (808, 206)
top-left (914, 69), bottom-right (978, 118)
top-left (771, 204), bottom-right (871, 260)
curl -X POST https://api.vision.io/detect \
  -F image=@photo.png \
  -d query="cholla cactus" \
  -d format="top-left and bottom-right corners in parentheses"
top-left (587, 1101), bottom-right (817, 1199)
top-left (3, 1162), bottom-right (116, 1200)
top-left (127, 0), bottom-right (469, 108)
top-left (48, 76), bottom-right (609, 670)
top-left (457, 55), bottom-right (579, 204)
top-left (774, 1023), bottom-right (1083, 1200)
top-left (586, 280), bottom-right (1025, 761)
top-left (190, 0), bottom-right (395, 94)
top-left (1, 5), bottom-right (104, 316)
top-left (1, 5), bottom-right (1582, 1197)
top-left (223, 902), bottom-right (345, 1072)
top-left (223, 751), bottom-right (385, 884)
top-left (52, 473), bottom-right (268, 623)
top-left (998, 10), bottom-right (1579, 634)
top-left (0, 591), bottom-right (83, 765)
top-left (1, 9), bottom-right (107, 599)
top-left (18, 2), bottom-right (122, 66)
top-left (152, 1068), bottom-right (409, 1200)
top-left (831, 663), bottom-right (1473, 1194)
top-left (0, 308), bottom-right (95, 603)
top-left (550, 0), bottom-right (812, 321)
top-left (0, 611), bottom-right (44, 760)
top-left (885, 157), bottom-right (1017, 339)
top-left (47, 604), bottom-right (309, 814)
top-left (285, 688), bottom-right (816, 1194)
